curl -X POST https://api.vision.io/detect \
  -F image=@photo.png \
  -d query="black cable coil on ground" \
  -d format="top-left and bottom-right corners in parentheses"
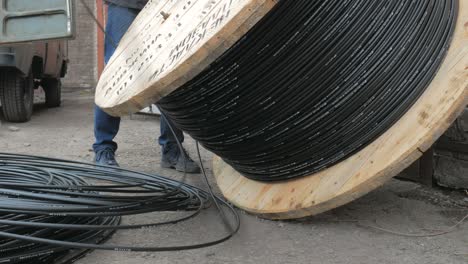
top-left (0, 153), bottom-right (239, 263)
top-left (158, 0), bottom-right (458, 181)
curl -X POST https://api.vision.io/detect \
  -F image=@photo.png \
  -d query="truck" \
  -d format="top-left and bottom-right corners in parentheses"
top-left (0, 0), bottom-right (75, 122)
top-left (0, 41), bottom-right (68, 122)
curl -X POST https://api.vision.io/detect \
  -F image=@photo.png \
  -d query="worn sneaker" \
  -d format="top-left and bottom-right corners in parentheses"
top-left (94, 148), bottom-right (119, 167)
top-left (161, 144), bottom-right (201, 173)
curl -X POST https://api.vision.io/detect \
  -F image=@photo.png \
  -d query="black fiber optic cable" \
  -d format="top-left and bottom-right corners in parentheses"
top-left (0, 153), bottom-right (240, 263)
top-left (157, 0), bottom-right (458, 181)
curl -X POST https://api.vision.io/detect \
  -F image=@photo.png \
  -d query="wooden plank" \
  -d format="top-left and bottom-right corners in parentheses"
top-left (95, 0), bottom-right (278, 116)
top-left (398, 147), bottom-right (434, 187)
top-left (96, 0), bottom-right (105, 78)
top-left (419, 148), bottom-right (435, 187)
top-left (212, 1), bottom-right (468, 219)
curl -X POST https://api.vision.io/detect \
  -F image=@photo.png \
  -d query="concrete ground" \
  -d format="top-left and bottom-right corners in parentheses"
top-left (0, 88), bottom-right (467, 264)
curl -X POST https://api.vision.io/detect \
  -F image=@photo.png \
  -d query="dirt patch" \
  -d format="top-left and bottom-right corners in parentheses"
top-left (0, 88), bottom-right (466, 264)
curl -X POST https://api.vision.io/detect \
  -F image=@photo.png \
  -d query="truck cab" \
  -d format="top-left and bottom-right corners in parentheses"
top-left (0, 0), bottom-right (74, 122)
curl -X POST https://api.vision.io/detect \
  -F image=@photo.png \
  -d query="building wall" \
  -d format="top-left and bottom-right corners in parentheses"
top-left (63, 0), bottom-right (98, 88)
top-left (434, 107), bottom-right (468, 189)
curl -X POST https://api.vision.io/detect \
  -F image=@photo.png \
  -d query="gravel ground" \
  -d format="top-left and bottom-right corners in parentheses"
top-left (0, 88), bottom-right (466, 264)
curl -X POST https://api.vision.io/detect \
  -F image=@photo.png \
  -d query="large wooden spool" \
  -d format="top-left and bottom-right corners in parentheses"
top-left (96, 0), bottom-right (468, 219)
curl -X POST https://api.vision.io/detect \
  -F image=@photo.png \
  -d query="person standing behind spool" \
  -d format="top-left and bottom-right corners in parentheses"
top-left (93, 0), bottom-right (201, 173)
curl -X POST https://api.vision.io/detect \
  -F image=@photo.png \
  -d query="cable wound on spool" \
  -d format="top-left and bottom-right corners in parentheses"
top-left (157, 0), bottom-right (458, 182)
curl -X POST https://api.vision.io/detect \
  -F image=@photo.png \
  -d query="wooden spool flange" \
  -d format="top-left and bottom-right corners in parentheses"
top-left (96, 0), bottom-right (468, 219)
top-left (95, 0), bottom-right (278, 116)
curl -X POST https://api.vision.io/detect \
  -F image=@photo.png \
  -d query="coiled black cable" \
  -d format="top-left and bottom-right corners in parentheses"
top-left (157, 0), bottom-right (458, 181)
top-left (0, 153), bottom-right (239, 263)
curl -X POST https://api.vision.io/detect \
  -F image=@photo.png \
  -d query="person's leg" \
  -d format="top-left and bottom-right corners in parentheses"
top-left (94, 5), bottom-right (139, 166)
top-left (159, 114), bottom-right (184, 149)
top-left (159, 113), bottom-right (200, 173)
top-left (93, 106), bottom-right (120, 153)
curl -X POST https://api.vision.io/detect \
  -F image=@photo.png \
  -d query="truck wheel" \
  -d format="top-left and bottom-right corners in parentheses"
top-left (42, 78), bottom-right (62, 108)
top-left (0, 69), bottom-right (34, 122)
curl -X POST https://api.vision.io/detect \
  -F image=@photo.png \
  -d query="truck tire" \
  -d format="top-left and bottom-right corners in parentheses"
top-left (0, 69), bottom-right (34, 122)
top-left (42, 78), bottom-right (62, 108)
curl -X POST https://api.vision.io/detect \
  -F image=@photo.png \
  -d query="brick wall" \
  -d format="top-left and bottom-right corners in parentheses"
top-left (62, 0), bottom-right (98, 88)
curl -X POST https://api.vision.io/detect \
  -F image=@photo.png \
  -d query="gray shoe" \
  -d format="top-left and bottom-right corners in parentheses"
top-left (94, 148), bottom-right (119, 167)
top-left (161, 144), bottom-right (201, 173)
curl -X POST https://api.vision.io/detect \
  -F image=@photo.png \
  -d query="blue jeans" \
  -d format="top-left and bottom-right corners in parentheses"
top-left (93, 4), bottom-right (184, 153)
